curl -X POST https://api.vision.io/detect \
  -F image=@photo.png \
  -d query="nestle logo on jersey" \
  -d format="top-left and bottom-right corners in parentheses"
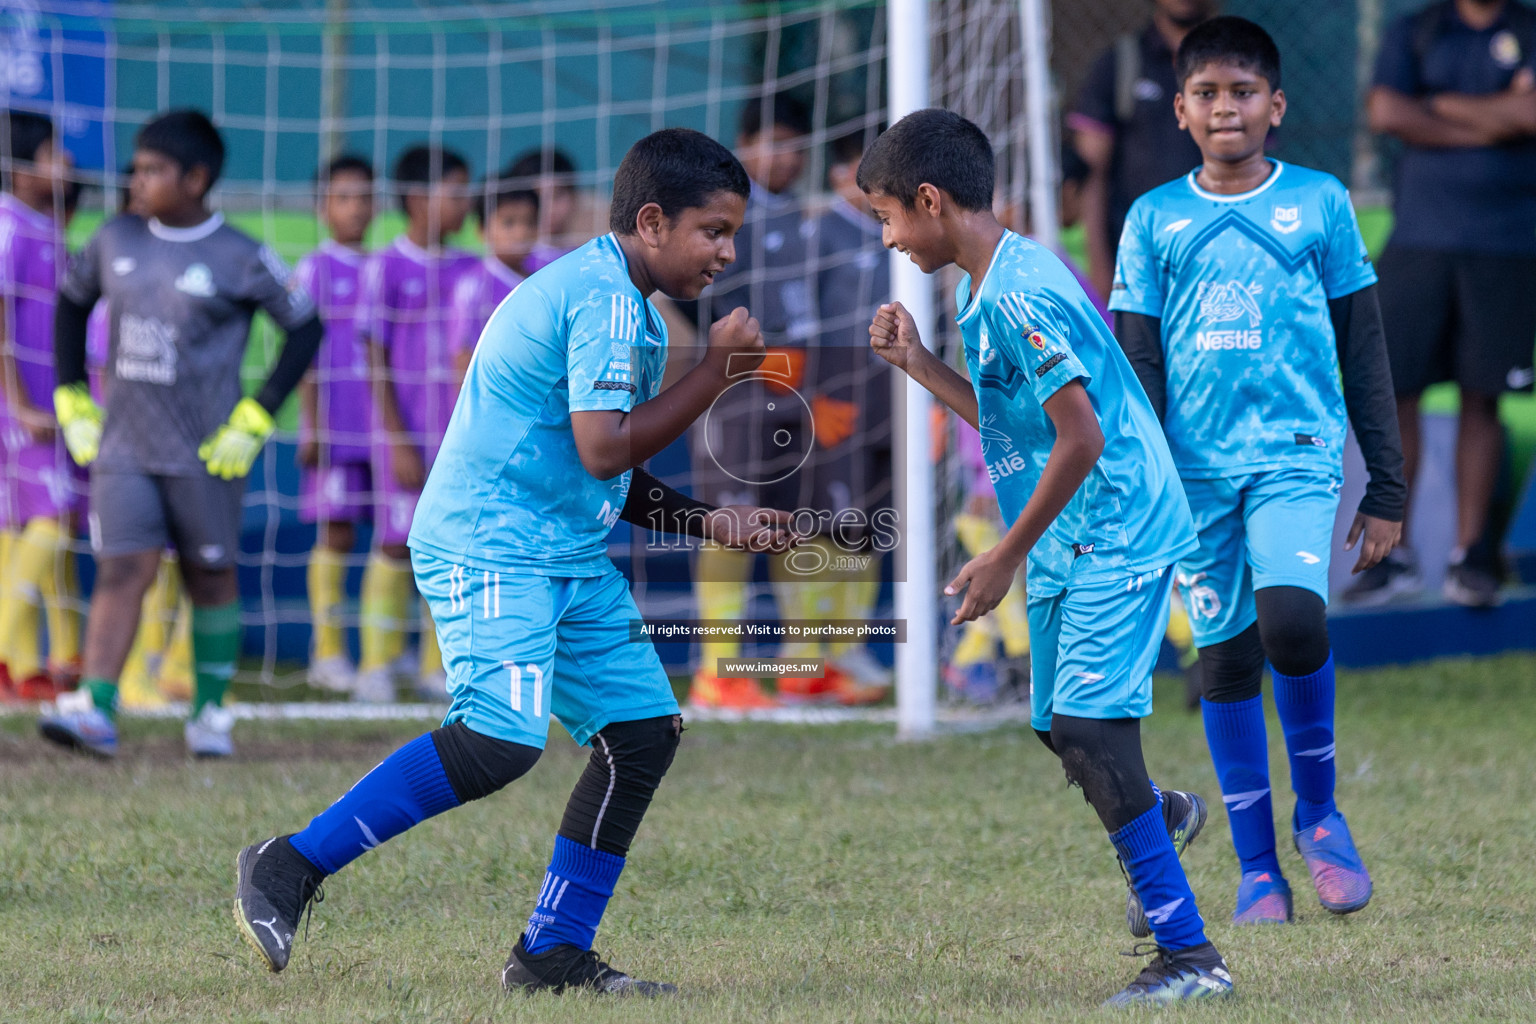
top-left (1195, 330), bottom-right (1262, 351)
top-left (985, 452), bottom-right (1030, 484)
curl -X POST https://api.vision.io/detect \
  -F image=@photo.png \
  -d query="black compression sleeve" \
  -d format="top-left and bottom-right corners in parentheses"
top-left (253, 315), bottom-right (324, 415)
top-left (1113, 311), bottom-right (1167, 421)
top-left (1330, 284), bottom-right (1406, 522)
top-left (620, 467), bottom-right (716, 538)
top-left (53, 293), bottom-right (92, 390)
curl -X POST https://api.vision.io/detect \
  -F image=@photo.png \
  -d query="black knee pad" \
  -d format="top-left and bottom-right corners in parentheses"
top-left (1199, 623), bottom-right (1265, 703)
top-left (559, 714), bottom-right (682, 857)
top-left (1048, 715), bottom-right (1156, 833)
top-left (1255, 586), bottom-right (1330, 677)
top-left (431, 721), bottom-right (542, 804)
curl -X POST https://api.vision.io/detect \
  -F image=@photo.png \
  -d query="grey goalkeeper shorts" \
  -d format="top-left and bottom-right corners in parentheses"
top-left (87, 468), bottom-right (245, 569)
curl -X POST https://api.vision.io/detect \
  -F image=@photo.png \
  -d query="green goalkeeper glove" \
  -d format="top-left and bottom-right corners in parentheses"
top-left (53, 383), bottom-right (104, 467)
top-left (198, 397), bottom-right (275, 480)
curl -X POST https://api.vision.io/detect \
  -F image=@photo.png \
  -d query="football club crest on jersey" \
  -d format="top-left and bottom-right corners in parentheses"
top-left (1270, 205), bottom-right (1300, 234)
top-left (1492, 29), bottom-right (1522, 69)
top-left (1024, 326), bottom-right (1047, 351)
top-left (174, 262), bottom-right (216, 297)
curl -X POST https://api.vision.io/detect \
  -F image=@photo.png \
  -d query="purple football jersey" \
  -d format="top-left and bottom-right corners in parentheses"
top-left (0, 193), bottom-right (64, 420)
top-left (360, 237), bottom-right (478, 457)
top-left (296, 240), bottom-right (373, 462)
top-left (447, 256), bottom-right (523, 357)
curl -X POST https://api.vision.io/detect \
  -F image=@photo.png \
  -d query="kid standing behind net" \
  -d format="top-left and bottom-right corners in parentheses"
top-left (294, 155), bottom-right (376, 696)
top-left (446, 178), bottom-right (537, 378)
top-left (40, 108), bottom-right (323, 758)
top-left (233, 127), bottom-right (792, 995)
top-left (1112, 17), bottom-right (1404, 925)
top-left (355, 144), bottom-right (477, 703)
top-left (862, 109), bottom-right (1231, 1007)
top-left (0, 110), bottom-right (83, 702)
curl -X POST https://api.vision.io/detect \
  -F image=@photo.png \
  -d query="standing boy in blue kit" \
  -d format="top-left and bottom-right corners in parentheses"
top-left (862, 108), bottom-right (1231, 1008)
top-left (232, 128), bottom-right (796, 996)
top-left (1112, 17), bottom-right (1405, 924)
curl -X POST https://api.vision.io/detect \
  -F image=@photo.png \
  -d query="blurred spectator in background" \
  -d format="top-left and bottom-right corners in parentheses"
top-left (449, 177), bottom-right (536, 379)
top-left (0, 110), bottom-right (83, 702)
top-left (689, 93), bottom-right (816, 710)
top-left (1358, 0), bottom-right (1536, 607)
top-left (505, 147), bottom-right (582, 272)
top-left (295, 155), bottom-right (376, 697)
top-left (1069, 0), bottom-right (1216, 301)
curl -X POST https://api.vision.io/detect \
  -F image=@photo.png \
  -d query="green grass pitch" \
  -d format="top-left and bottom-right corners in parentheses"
top-left (2, 653), bottom-right (1534, 1022)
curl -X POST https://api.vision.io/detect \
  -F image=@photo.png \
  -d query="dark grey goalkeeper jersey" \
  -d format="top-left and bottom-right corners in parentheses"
top-left (61, 213), bottom-right (315, 474)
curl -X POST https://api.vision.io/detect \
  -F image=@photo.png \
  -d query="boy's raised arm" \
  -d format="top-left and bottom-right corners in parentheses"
top-left (569, 307), bottom-right (765, 481)
top-left (945, 380), bottom-right (1103, 624)
top-left (869, 300), bottom-right (979, 430)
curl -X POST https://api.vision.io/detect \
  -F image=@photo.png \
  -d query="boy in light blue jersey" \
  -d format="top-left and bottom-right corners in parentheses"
top-left (232, 129), bottom-right (795, 995)
top-left (862, 109), bottom-right (1230, 1008)
top-left (1112, 17), bottom-right (1406, 926)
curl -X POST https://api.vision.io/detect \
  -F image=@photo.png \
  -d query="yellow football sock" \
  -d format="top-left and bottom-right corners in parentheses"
top-left (359, 551), bottom-right (412, 672)
top-left (419, 598), bottom-right (442, 678)
top-left (952, 619), bottom-right (997, 667)
top-left (769, 540), bottom-right (840, 659)
top-left (1166, 593), bottom-right (1198, 669)
top-left (22, 518), bottom-right (82, 669)
top-left (159, 597), bottom-right (194, 702)
top-left (308, 547), bottom-right (349, 663)
top-left (825, 547), bottom-right (880, 658)
top-left (0, 523), bottom-right (46, 677)
top-left (695, 545), bottom-right (749, 665)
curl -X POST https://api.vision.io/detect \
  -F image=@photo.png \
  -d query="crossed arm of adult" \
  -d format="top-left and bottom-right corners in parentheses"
top-left (870, 301), bottom-right (1104, 624)
top-left (1367, 79), bottom-right (1536, 147)
top-left (571, 307), bottom-right (795, 553)
top-left (1072, 126), bottom-right (1117, 302)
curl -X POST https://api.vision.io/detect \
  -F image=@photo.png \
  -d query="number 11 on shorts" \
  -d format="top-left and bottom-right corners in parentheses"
top-left (503, 662), bottom-right (545, 717)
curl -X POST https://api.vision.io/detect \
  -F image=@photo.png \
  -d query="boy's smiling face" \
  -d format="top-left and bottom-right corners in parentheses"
top-left (865, 186), bottom-right (953, 274)
top-left (1175, 62), bottom-right (1285, 166)
top-left (643, 190), bottom-right (746, 300)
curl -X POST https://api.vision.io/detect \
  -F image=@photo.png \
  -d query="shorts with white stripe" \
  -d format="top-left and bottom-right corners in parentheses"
top-left (1025, 565), bottom-right (1176, 733)
top-left (411, 550), bottom-right (679, 748)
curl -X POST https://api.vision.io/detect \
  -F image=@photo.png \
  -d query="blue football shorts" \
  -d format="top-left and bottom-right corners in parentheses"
top-left (412, 550), bottom-right (679, 748)
top-left (1175, 468), bottom-right (1341, 648)
top-left (1026, 565), bottom-right (1176, 732)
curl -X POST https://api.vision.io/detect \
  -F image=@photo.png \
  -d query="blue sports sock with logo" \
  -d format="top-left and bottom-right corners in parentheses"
top-left (523, 836), bottom-right (625, 954)
top-left (1110, 802), bottom-right (1208, 952)
top-left (1272, 652), bottom-right (1337, 832)
top-left (1202, 695), bottom-right (1282, 876)
top-left (290, 732), bottom-right (460, 875)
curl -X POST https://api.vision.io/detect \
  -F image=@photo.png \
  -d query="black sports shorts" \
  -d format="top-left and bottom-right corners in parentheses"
top-left (1376, 245), bottom-right (1536, 396)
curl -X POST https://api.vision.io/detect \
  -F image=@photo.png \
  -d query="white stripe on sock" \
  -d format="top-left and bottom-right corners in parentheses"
top-left (550, 878), bottom-right (570, 911)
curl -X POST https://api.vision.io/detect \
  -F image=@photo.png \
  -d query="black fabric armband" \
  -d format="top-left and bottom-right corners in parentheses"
top-left (53, 293), bottom-right (92, 390)
top-left (254, 315), bottom-right (325, 415)
top-left (1331, 284), bottom-right (1406, 523)
top-left (1113, 311), bottom-right (1167, 421)
top-left (620, 467), bottom-right (716, 538)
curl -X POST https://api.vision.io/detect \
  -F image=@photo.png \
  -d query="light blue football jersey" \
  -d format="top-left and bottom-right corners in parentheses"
top-left (409, 234), bottom-right (666, 575)
top-left (1110, 160), bottom-right (1377, 478)
top-left (956, 231), bottom-right (1196, 596)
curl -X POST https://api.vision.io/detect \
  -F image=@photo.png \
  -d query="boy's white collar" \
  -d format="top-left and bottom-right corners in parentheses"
top-left (1185, 159), bottom-right (1285, 202)
top-left (148, 212), bottom-right (224, 241)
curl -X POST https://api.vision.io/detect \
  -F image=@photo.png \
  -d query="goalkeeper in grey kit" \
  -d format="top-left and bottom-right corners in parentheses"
top-left (41, 109), bottom-right (324, 758)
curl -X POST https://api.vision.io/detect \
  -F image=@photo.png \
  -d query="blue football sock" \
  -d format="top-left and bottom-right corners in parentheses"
top-left (523, 836), bottom-right (625, 954)
top-left (290, 732), bottom-right (460, 876)
top-left (1273, 653), bottom-right (1337, 832)
top-left (1201, 696), bottom-right (1282, 877)
top-left (1111, 802), bottom-right (1208, 952)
